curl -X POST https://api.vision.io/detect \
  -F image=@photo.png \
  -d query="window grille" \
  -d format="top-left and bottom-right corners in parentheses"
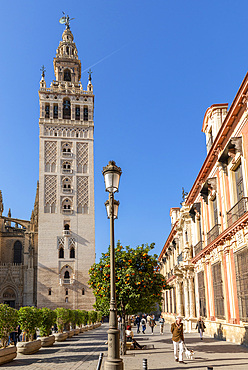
top-left (169, 288), bottom-right (172, 313)
top-left (212, 262), bottom-right (225, 319)
top-left (198, 271), bottom-right (207, 317)
top-left (234, 247), bottom-right (248, 322)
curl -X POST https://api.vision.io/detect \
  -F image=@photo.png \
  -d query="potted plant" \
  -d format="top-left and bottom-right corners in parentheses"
top-left (66, 310), bottom-right (75, 337)
top-left (38, 308), bottom-right (56, 347)
top-left (81, 310), bottom-right (89, 331)
top-left (72, 310), bottom-right (80, 335)
top-left (0, 304), bottom-right (19, 364)
top-left (54, 308), bottom-right (69, 342)
top-left (17, 306), bottom-right (42, 354)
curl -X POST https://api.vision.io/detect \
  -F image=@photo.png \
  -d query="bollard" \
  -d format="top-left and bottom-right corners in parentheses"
top-left (143, 358), bottom-right (148, 370)
top-left (96, 352), bottom-right (104, 370)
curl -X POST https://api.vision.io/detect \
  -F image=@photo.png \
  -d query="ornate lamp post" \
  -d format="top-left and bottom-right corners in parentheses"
top-left (102, 161), bottom-right (123, 370)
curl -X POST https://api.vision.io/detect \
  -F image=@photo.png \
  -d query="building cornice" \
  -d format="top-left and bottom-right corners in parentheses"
top-left (186, 72), bottom-right (248, 205)
top-left (158, 221), bottom-right (178, 260)
top-left (191, 211), bottom-right (248, 264)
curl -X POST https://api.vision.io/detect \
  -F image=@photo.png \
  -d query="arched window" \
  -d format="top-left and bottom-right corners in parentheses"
top-left (64, 69), bottom-right (71, 81)
top-left (62, 198), bottom-right (72, 212)
top-left (75, 106), bottom-right (80, 120)
top-left (70, 247), bottom-right (75, 259)
top-left (82, 288), bottom-right (85, 295)
top-left (13, 241), bottom-right (22, 264)
top-left (53, 104), bottom-right (58, 119)
top-left (59, 248), bottom-right (64, 258)
top-left (64, 224), bottom-right (70, 230)
top-left (45, 104), bottom-right (50, 118)
top-left (64, 271), bottom-right (70, 279)
top-left (63, 99), bottom-right (71, 119)
top-left (83, 107), bottom-right (88, 121)
top-left (65, 289), bottom-right (68, 295)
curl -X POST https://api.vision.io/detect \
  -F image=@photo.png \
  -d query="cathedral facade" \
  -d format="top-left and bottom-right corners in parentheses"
top-left (0, 24), bottom-right (95, 310)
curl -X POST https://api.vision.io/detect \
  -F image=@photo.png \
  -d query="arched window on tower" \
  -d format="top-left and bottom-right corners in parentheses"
top-left (83, 107), bottom-right (88, 121)
top-left (75, 106), bottom-right (80, 120)
top-left (63, 99), bottom-right (71, 119)
top-left (64, 69), bottom-right (71, 82)
top-left (59, 247), bottom-right (64, 258)
top-left (53, 104), bottom-right (58, 119)
top-left (45, 104), bottom-right (50, 118)
top-left (13, 241), bottom-right (22, 264)
top-left (70, 247), bottom-right (75, 259)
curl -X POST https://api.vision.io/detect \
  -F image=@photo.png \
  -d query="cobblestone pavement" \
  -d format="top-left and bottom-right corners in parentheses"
top-left (2, 323), bottom-right (248, 369)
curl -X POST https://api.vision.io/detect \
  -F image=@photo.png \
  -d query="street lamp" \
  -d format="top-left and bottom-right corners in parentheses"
top-left (102, 160), bottom-right (123, 370)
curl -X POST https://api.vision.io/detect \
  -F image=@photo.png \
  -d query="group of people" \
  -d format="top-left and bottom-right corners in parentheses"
top-left (132, 313), bottom-right (165, 335)
top-left (126, 313), bottom-right (206, 362)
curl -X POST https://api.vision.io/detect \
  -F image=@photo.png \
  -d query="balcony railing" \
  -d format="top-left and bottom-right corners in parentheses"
top-left (62, 209), bottom-right (73, 214)
top-left (226, 197), bottom-right (248, 228)
top-left (62, 169), bottom-right (72, 173)
top-left (63, 279), bottom-right (71, 284)
top-left (194, 240), bottom-right (203, 256)
top-left (207, 224), bottom-right (221, 245)
top-left (62, 152), bottom-right (72, 157)
top-left (62, 188), bottom-right (72, 193)
top-left (63, 230), bottom-right (71, 237)
top-left (177, 252), bottom-right (183, 265)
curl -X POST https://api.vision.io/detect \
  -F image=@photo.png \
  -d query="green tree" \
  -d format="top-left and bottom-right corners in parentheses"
top-left (39, 308), bottom-right (57, 337)
top-left (18, 306), bottom-right (42, 341)
top-left (55, 308), bottom-right (69, 333)
top-left (81, 310), bottom-right (88, 326)
top-left (89, 242), bottom-right (169, 317)
top-left (0, 304), bottom-right (19, 348)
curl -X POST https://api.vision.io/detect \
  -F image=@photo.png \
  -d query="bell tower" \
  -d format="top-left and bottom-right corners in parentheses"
top-left (37, 22), bottom-right (95, 309)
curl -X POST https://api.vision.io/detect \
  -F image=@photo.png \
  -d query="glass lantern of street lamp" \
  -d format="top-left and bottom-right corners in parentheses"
top-left (102, 161), bottom-right (122, 193)
top-left (105, 199), bottom-right (120, 219)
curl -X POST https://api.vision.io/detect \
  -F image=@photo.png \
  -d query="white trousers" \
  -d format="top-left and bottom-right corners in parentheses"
top-left (173, 340), bottom-right (183, 361)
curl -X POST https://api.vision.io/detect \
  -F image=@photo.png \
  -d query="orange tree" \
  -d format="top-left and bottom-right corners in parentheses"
top-left (88, 242), bottom-right (169, 317)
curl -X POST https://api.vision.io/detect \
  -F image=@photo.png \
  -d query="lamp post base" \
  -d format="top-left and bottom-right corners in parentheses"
top-left (104, 358), bottom-right (124, 370)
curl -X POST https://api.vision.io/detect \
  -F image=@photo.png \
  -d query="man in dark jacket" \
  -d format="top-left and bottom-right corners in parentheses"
top-left (195, 316), bottom-right (206, 340)
top-left (135, 315), bottom-right (141, 333)
top-left (171, 316), bottom-right (184, 363)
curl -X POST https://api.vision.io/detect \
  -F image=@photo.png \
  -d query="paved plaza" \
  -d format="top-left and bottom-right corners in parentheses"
top-left (2, 323), bottom-right (248, 369)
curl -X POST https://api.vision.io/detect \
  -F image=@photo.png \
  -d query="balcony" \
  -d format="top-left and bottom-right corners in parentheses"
top-left (62, 152), bottom-right (72, 157)
top-left (62, 209), bottom-right (73, 214)
top-left (63, 230), bottom-right (71, 237)
top-left (207, 224), bottom-right (221, 245)
top-left (62, 168), bottom-right (72, 174)
top-left (194, 240), bottom-right (203, 256)
top-left (227, 197), bottom-right (248, 228)
top-left (63, 279), bottom-right (71, 284)
top-left (177, 252), bottom-right (183, 265)
top-left (62, 188), bottom-right (72, 194)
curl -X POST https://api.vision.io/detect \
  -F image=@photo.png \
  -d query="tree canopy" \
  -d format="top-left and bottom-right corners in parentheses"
top-left (88, 242), bottom-right (169, 316)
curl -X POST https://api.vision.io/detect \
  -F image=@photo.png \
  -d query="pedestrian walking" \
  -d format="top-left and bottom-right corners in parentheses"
top-left (141, 315), bottom-right (146, 334)
top-left (171, 316), bottom-right (185, 364)
top-left (135, 315), bottom-right (141, 333)
top-left (158, 315), bottom-right (164, 335)
top-left (195, 316), bottom-right (206, 340)
top-left (150, 314), bottom-right (155, 335)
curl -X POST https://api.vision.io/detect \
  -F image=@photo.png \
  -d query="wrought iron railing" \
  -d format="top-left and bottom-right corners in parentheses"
top-left (207, 224), bottom-right (221, 245)
top-left (226, 197), bottom-right (248, 228)
top-left (63, 279), bottom-right (71, 284)
top-left (177, 252), bottom-right (183, 265)
top-left (194, 240), bottom-right (203, 256)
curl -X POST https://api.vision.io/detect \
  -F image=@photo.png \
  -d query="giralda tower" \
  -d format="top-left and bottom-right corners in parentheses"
top-left (37, 21), bottom-right (95, 309)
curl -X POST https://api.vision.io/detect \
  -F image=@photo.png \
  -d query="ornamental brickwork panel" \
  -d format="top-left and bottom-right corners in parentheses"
top-left (44, 175), bottom-right (57, 206)
top-left (77, 176), bottom-right (88, 213)
top-left (45, 141), bottom-right (57, 167)
top-left (76, 142), bottom-right (88, 173)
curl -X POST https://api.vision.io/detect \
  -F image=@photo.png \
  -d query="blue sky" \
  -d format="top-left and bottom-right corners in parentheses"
top-left (1, 1), bottom-right (248, 260)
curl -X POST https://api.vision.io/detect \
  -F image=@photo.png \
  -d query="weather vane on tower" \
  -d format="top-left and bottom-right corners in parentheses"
top-left (59, 12), bottom-right (74, 29)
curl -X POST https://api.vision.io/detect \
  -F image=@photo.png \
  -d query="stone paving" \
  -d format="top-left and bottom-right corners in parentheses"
top-left (2, 323), bottom-right (248, 369)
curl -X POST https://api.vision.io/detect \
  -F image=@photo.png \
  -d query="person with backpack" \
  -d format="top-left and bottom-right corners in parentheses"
top-left (158, 314), bottom-right (165, 334)
top-left (141, 315), bottom-right (146, 334)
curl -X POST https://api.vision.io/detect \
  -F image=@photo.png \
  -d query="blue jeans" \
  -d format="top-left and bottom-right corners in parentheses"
top-left (142, 325), bottom-right (146, 333)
